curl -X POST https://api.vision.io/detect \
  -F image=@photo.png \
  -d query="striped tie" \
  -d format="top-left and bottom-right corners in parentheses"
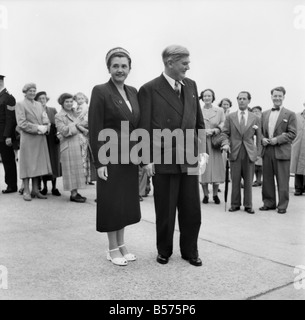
top-left (174, 81), bottom-right (181, 98)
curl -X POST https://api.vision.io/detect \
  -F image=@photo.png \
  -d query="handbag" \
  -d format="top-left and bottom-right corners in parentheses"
top-left (211, 132), bottom-right (225, 149)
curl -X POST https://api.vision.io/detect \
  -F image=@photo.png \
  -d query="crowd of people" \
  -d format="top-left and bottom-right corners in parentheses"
top-left (0, 45), bottom-right (305, 267)
top-left (0, 79), bottom-right (96, 203)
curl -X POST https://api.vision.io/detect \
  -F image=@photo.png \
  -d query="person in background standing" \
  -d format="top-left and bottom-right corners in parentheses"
top-left (222, 91), bottom-right (261, 214)
top-left (260, 87), bottom-right (297, 214)
top-left (199, 89), bottom-right (225, 204)
top-left (218, 98), bottom-right (232, 118)
top-left (290, 102), bottom-right (305, 196)
top-left (15, 83), bottom-right (52, 201)
top-left (55, 93), bottom-right (87, 203)
top-left (219, 98), bottom-right (233, 180)
top-left (34, 91), bottom-right (61, 196)
top-left (74, 92), bottom-right (95, 186)
top-left (251, 106), bottom-right (263, 187)
top-left (0, 74), bottom-right (18, 194)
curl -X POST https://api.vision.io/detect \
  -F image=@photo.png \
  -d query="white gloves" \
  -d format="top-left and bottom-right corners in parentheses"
top-left (199, 153), bottom-right (209, 175)
top-left (37, 125), bottom-right (48, 135)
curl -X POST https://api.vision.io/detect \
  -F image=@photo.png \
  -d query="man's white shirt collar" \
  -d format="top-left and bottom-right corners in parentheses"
top-left (237, 109), bottom-right (249, 125)
top-left (163, 72), bottom-right (185, 90)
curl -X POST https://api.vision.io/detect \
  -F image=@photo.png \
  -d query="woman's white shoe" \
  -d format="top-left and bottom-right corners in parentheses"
top-left (107, 248), bottom-right (128, 266)
top-left (118, 244), bottom-right (137, 261)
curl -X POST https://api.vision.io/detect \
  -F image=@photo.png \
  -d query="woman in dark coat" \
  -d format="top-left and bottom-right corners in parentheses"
top-left (89, 47), bottom-right (141, 266)
top-left (35, 91), bottom-right (61, 196)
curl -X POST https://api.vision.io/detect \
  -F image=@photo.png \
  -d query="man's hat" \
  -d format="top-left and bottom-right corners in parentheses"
top-left (0, 75), bottom-right (5, 80)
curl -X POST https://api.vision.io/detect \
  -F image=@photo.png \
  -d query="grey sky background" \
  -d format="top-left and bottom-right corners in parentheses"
top-left (0, 0), bottom-right (304, 112)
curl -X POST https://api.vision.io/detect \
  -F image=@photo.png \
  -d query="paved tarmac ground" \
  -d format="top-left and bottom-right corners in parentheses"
top-left (0, 163), bottom-right (305, 300)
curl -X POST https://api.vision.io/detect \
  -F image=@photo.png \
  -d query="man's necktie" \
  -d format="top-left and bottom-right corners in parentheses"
top-left (174, 81), bottom-right (181, 98)
top-left (272, 107), bottom-right (280, 111)
top-left (240, 111), bottom-right (246, 133)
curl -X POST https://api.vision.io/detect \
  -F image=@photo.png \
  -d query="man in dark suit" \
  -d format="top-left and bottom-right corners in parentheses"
top-left (0, 74), bottom-right (18, 194)
top-left (259, 87), bottom-right (297, 214)
top-left (138, 45), bottom-right (206, 267)
top-left (222, 92), bottom-right (261, 214)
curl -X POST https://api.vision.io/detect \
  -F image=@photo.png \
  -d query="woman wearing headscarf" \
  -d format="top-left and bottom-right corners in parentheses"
top-left (35, 91), bottom-right (61, 196)
top-left (89, 47), bottom-right (141, 266)
top-left (55, 93), bottom-right (87, 203)
top-left (15, 83), bottom-right (52, 201)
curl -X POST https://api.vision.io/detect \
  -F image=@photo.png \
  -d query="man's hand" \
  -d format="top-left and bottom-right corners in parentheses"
top-left (97, 167), bottom-right (108, 181)
top-left (144, 163), bottom-right (155, 177)
top-left (5, 138), bottom-right (12, 147)
top-left (269, 138), bottom-right (278, 146)
top-left (222, 144), bottom-right (230, 153)
top-left (262, 138), bottom-right (270, 146)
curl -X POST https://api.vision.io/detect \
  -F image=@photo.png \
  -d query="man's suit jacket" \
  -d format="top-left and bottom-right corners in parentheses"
top-left (0, 88), bottom-right (16, 142)
top-left (222, 111), bottom-right (261, 162)
top-left (138, 74), bottom-right (205, 174)
top-left (88, 79), bottom-right (140, 168)
top-left (261, 107), bottom-right (297, 160)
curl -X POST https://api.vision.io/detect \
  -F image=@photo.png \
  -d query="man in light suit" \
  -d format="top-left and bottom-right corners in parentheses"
top-left (222, 92), bottom-right (261, 214)
top-left (259, 87), bottom-right (297, 214)
top-left (138, 45), bottom-right (206, 267)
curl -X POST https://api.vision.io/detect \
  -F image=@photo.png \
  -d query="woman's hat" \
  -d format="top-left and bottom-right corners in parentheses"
top-left (22, 83), bottom-right (37, 93)
top-left (35, 91), bottom-right (48, 101)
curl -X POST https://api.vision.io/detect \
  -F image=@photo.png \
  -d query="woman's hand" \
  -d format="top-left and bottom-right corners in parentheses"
top-left (98, 167), bottom-right (108, 181)
top-left (144, 163), bottom-right (155, 177)
top-left (205, 129), bottom-right (214, 136)
top-left (37, 125), bottom-right (48, 135)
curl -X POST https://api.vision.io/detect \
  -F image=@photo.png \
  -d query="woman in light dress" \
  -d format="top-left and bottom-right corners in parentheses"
top-left (199, 89), bottom-right (226, 204)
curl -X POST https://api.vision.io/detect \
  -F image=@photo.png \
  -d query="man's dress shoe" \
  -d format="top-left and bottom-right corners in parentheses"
top-left (52, 189), bottom-right (61, 196)
top-left (182, 256), bottom-right (202, 267)
top-left (229, 207), bottom-right (240, 212)
top-left (40, 188), bottom-right (48, 196)
top-left (2, 187), bottom-right (17, 194)
top-left (245, 207), bottom-right (255, 214)
top-left (156, 254), bottom-right (169, 265)
top-left (277, 209), bottom-right (287, 214)
top-left (259, 206), bottom-right (276, 211)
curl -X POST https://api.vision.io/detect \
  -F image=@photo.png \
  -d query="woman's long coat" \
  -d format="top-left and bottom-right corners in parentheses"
top-left (45, 106), bottom-right (61, 178)
top-left (55, 109), bottom-right (86, 191)
top-left (15, 98), bottom-right (52, 179)
top-left (291, 111), bottom-right (305, 175)
top-left (200, 105), bottom-right (226, 184)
